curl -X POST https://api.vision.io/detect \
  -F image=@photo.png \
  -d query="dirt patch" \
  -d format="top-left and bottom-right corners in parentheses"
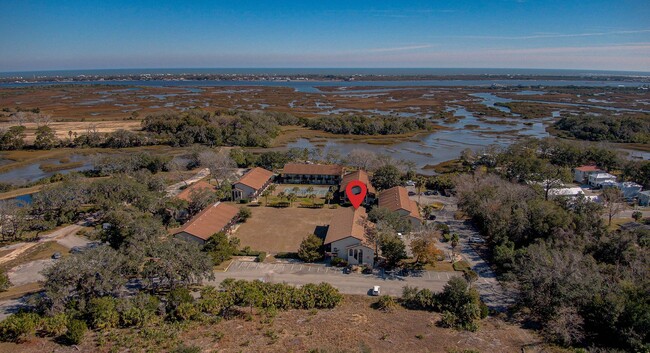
top-left (234, 206), bottom-right (335, 253)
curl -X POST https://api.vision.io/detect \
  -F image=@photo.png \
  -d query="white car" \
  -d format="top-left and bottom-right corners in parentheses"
top-left (372, 285), bottom-right (381, 296)
top-left (469, 237), bottom-right (485, 243)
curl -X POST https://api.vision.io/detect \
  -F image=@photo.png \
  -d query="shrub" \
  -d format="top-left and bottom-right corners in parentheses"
top-left (87, 297), bottom-right (119, 330)
top-left (166, 287), bottom-right (195, 321)
top-left (64, 319), bottom-right (87, 345)
top-left (256, 252), bottom-right (267, 263)
top-left (172, 344), bottom-right (202, 353)
top-left (274, 252), bottom-right (300, 259)
top-left (40, 314), bottom-right (68, 337)
top-left (480, 302), bottom-right (489, 319)
top-left (438, 310), bottom-right (457, 328)
top-left (330, 257), bottom-right (348, 267)
top-left (0, 312), bottom-right (40, 342)
top-left (118, 294), bottom-right (161, 328)
top-left (373, 295), bottom-right (397, 312)
top-left (298, 234), bottom-right (324, 262)
top-left (0, 269), bottom-right (10, 292)
top-left (239, 198), bottom-right (249, 204)
top-left (238, 206), bottom-right (252, 222)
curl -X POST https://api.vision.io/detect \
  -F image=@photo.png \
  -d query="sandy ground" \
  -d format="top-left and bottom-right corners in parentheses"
top-left (233, 206), bottom-right (336, 253)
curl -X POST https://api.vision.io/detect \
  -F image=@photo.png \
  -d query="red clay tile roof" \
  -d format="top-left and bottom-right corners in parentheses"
top-left (575, 165), bottom-right (602, 172)
top-left (324, 207), bottom-right (369, 245)
top-left (339, 170), bottom-right (376, 195)
top-left (176, 180), bottom-right (216, 202)
top-left (378, 186), bottom-right (422, 220)
top-left (282, 163), bottom-right (343, 176)
top-left (175, 202), bottom-right (239, 241)
top-left (235, 167), bottom-right (274, 190)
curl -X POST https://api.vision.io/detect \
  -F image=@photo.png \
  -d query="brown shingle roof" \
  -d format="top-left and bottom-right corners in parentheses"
top-left (378, 186), bottom-right (421, 220)
top-left (235, 167), bottom-right (274, 190)
top-left (324, 207), bottom-right (368, 245)
top-left (175, 202), bottom-right (239, 241)
top-left (176, 180), bottom-right (216, 202)
top-left (575, 165), bottom-right (602, 172)
top-left (282, 163), bottom-right (343, 176)
top-left (339, 170), bottom-right (376, 194)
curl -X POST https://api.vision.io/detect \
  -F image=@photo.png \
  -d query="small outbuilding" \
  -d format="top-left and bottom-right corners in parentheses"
top-left (232, 167), bottom-right (274, 201)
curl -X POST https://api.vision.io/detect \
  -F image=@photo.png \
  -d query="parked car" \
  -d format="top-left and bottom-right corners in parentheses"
top-left (427, 214), bottom-right (436, 220)
top-left (343, 267), bottom-right (351, 274)
top-left (371, 285), bottom-right (381, 296)
top-left (405, 180), bottom-right (415, 186)
top-left (469, 237), bottom-right (485, 243)
top-left (424, 190), bottom-right (435, 196)
top-left (408, 191), bottom-right (416, 196)
top-left (51, 252), bottom-right (62, 259)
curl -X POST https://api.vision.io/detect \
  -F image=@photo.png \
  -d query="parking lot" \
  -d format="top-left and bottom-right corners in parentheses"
top-left (208, 260), bottom-right (460, 296)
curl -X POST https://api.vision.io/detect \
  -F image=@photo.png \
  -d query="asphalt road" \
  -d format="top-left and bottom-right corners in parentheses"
top-left (207, 260), bottom-right (460, 296)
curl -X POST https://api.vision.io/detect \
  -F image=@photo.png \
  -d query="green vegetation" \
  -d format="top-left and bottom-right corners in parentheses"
top-left (454, 140), bottom-right (650, 350)
top-left (554, 114), bottom-right (650, 143)
top-left (298, 234), bottom-right (324, 262)
top-left (401, 277), bottom-right (484, 331)
top-left (371, 164), bottom-right (403, 191)
top-left (304, 114), bottom-right (431, 135)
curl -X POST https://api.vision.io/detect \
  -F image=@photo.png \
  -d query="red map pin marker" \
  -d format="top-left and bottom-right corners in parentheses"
top-left (345, 180), bottom-right (367, 209)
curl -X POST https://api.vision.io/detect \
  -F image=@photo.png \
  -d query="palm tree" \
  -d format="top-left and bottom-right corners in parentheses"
top-left (308, 193), bottom-right (317, 205)
top-left (325, 191), bottom-right (333, 205)
top-left (415, 176), bottom-right (426, 204)
top-left (288, 193), bottom-right (298, 207)
top-left (292, 186), bottom-right (301, 196)
top-left (278, 191), bottom-right (286, 201)
top-left (306, 186), bottom-right (314, 195)
top-left (261, 190), bottom-right (271, 205)
top-left (450, 233), bottom-right (459, 260)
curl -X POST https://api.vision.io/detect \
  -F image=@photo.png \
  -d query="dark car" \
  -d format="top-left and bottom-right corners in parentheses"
top-left (51, 252), bottom-right (62, 259)
top-left (408, 191), bottom-right (416, 196)
top-left (343, 267), bottom-right (351, 274)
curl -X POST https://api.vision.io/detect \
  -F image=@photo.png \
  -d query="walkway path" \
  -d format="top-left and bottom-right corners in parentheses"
top-left (165, 168), bottom-right (210, 196)
top-left (419, 194), bottom-right (515, 312)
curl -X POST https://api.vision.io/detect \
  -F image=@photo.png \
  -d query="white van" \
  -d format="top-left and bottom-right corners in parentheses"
top-left (372, 286), bottom-right (381, 296)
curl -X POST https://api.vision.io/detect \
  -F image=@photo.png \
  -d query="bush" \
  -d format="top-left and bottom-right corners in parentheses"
top-left (480, 302), bottom-right (489, 319)
top-left (87, 297), bottom-right (119, 330)
top-left (239, 198), bottom-right (250, 204)
top-left (0, 269), bottom-right (10, 292)
top-left (256, 252), bottom-right (267, 263)
top-left (64, 319), bottom-right (87, 345)
top-left (274, 252), bottom-right (300, 259)
top-left (118, 294), bottom-right (161, 328)
top-left (172, 344), bottom-right (202, 353)
top-left (438, 310), bottom-right (457, 328)
top-left (40, 314), bottom-right (68, 337)
top-left (298, 234), bottom-right (324, 262)
top-left (0, 312), bottom-right (40, 342)
top-left (238, 206), bottom-right (252, 221)
top-left (330, 257), bottom-right (348, 267)
top-left (373, 295), bottom-right (397, 312)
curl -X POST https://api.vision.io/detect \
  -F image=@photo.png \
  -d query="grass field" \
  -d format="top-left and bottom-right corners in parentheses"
top-left (233, 206), bottom-right (336, 253)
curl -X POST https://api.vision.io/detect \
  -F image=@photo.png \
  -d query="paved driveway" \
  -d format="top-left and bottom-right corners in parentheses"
top-left (208, 261), bottom-right (459, 296)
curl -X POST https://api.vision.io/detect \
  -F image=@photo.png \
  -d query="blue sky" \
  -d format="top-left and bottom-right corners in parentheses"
top-left (1, 0), bottom-right (649, 71)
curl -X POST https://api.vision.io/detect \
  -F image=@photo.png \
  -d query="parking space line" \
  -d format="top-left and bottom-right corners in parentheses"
top-left (317, 267), bottom-right (320, 273)
top-left (243, 262), bottom-right (250, 269)
top-left (436, 273), bottom-right (440, 280)
top-left (290, 264), bottom-right (294, 271)
top-left (299, 265), bottom-right (303, 271)
top-left (446, 273), bottom-right (450, 279)
top-left (427, 272), bottom-right (431, 279)
top-left (272, 264), bottom-right (277, 270)
top-left (325, 268), bottom-right (329, 273)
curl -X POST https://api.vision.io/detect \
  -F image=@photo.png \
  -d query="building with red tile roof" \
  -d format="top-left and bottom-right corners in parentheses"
top-left (176, 180), bottom-right (216, 202)
top-left (324, 207), bottom-right (374, 266)
top-left (173, 202), bottom-right (240, 244)
top-left (281, 163), bottom-right (343, 185)
top-left (378, 186), bottom-right (422, 231)
top-left (232, 167), bottom-right (274, 200)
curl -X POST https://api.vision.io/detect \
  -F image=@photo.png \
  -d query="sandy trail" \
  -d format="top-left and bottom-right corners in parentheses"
top-left (0, 224), bottom-right (83, 265)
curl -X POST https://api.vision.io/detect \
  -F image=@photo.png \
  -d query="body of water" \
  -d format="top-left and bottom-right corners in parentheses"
top-left (0, 154), bottom-right (94, 185)
top-left (1, 79), bottom-right (648, 93)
